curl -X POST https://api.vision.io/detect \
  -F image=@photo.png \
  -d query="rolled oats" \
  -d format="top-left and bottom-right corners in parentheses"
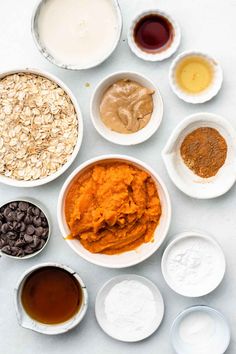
top-left (0, 73), bottom-right (78, 181)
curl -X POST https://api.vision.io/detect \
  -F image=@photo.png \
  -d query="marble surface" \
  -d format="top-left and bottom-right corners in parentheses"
top-left (0, 0), bottom-right (236, 353)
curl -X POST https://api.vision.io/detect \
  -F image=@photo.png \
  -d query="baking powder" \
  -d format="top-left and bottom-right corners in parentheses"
top-left (104, 280), bottom-right (157, 338)
top-left (165, 235), bottom-right (224, 296)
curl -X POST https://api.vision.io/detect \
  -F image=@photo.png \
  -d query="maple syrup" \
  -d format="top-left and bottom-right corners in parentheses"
top-left (21, 266), bottom-right (82, 324)
top-left (134, 14), bottom-right (173, 52)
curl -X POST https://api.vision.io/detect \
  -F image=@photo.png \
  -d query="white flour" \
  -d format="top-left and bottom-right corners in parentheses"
top-left (165, 235), bottom-right (225, 296)
top-left (104, 280), bottom-right (157, 337)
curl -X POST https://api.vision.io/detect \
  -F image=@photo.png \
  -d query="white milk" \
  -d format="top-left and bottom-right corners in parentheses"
top-left (37, 0), bottom-right (120, 67)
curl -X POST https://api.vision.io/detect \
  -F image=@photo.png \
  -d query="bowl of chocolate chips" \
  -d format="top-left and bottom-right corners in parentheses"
top-left (0, 199), bottom-right (50, 259)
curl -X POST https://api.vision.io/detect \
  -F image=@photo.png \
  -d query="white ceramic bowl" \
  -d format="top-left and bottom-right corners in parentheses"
top-left (0, 68), bottom-right (83, 187)
top-left (57, 154), bottom-right (171, 268)
top-left (0, 197), bottom-right (51, 260)
top-left (95, 274), bottom-right (164, 342)
top-left (169, 51), bottom-right (223, 104)
top-left (14, 263), bottom-right (88, 335)
top-left (31, 0), bottom-right (122, 70)
top-left (90, 71), bottom-right (164, 145)
top-left (161, 231), bottom-right (226, 297)
top-left (162, 112), bottom-right (236, 199)
top-left (171, 306), bottom-right (230, 354)
top-left (128, 9), bottom-right (181, 62)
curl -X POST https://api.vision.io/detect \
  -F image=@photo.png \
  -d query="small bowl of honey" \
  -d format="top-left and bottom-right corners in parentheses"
top-left (169, 51), bottom-right (223, 104)
top-left (14, 263), bottom-right (88, 335)
top-left (128, 9), bottom-right (181, 62)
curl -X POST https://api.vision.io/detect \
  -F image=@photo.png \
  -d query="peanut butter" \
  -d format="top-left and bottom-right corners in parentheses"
top-left (100, 79), bottom-right (154, 134)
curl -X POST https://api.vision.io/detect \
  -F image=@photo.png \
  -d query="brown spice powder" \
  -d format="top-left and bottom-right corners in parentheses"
top-left (180, 127), bottom-right (227, 178)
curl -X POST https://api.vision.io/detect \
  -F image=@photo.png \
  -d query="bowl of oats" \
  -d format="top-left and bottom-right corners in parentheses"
top-left (0, 68), bottom-right (83, 187)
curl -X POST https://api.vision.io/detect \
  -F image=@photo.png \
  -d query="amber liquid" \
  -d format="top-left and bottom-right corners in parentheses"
top-left (21, 267), bottom-right (82, 324)
top-left (134, 14), bottom-right (173, 52)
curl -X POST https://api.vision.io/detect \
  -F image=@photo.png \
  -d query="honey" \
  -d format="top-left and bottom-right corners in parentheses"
top-left (21, 266), bottom-right (82, 324)
top-left (175, 56), bottom-right (213, 94)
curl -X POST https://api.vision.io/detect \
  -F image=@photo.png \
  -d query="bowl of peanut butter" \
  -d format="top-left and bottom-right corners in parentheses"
top-left (90, 71), bottom-right (164, 145)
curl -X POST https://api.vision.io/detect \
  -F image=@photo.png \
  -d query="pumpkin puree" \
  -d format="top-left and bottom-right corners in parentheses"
top-left (65, 162), bottom-right (162, 255)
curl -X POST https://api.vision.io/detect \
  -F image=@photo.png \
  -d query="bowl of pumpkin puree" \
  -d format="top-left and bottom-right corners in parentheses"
top-left (58, 155), bottom-right (171, 268)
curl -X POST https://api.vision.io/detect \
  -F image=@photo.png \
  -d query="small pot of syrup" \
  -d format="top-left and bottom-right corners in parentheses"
top-left (14, 263), bottom-right (88, 335)
top-left (128, 10), bottom-right (181, 62)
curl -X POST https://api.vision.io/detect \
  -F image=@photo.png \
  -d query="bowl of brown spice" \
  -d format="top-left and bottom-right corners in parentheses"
top-left (162, 112), bottom-right (236, 199)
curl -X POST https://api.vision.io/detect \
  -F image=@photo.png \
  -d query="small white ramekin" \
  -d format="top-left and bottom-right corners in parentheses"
top-left (128, 9), bottom-right (181, 62)
top-left (0, 68), bottom-right (83, 188)
top-left (171, 306), bottom-right (230, 354)
top-left (31, 0), bottom-right (122, 70)
top-left (161, 231), bottom-right (226, 297)
top-left (162, 112), bottom-right (236, 199)
top-left (57, 154), bottom-right (171, 268)
top-left (90, 71), bottom-right (164, 145)
top-left (95, 274), bottom-right (164, 342)
top-left (0, 197), bottom-right (51, 260)
top-left (14, 263), bottom-right (88, 335)
top-left (169, 51), bottom-right (223, 104)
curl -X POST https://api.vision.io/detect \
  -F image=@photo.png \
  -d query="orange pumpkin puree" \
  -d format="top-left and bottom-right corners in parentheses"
top-left (65, 162), bottom-right (162, 255)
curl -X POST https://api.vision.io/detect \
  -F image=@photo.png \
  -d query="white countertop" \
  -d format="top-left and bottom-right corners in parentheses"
top-left (0, 0), bottom-right (235, 353)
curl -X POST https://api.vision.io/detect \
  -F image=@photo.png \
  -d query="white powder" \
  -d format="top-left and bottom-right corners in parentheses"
top-left (104, 280), bottom-right (157, 338)
top-left (165, 236), bottom-right (224, 296)
top-left (177, 309), bottom-right (230, 354)
top-left (179, 311), bottom-right (216, 347)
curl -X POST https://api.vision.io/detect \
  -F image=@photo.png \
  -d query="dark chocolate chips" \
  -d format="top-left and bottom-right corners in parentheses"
top-left (0, 201), bottom-right (49, 258)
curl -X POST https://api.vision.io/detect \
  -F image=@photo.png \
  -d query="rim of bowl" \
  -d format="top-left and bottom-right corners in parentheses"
top-left (169, 50), bottom-right (223, 104)
top-left (0, 197), bottom-right (51, 260)
top-left (162, 112), bottom-right (236, 199)
top-left (57, 154), bottom-right (172, 268)
top-left (14, 262), bottom-right (88, 335)
top-left (128, 9), bottom-right (181, 62)
top-left (161, 231), bottom-right (226, 297)
top-left (0, 68), bottom-right (83, 187)
top-left (95, 274), bottom-right (165, 342)
top-left (31, 0), bottom-right (123, 70)
top-left (171, 305), bottom-right (231, 354)
top-left (90, 71), bottom-right (164, 146)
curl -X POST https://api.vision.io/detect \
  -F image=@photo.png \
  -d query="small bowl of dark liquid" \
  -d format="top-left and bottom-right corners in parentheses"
top-left (128, 10), bottom-right (181, 62)
top-left (14, 263), bottom-right (88, 335)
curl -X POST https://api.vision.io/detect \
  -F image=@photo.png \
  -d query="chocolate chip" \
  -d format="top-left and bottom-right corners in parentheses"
top-left (26, 225), bottom-right (35, 235)
top-left (33, 216), bottom-right (41, 227)
top-left (6, 231), bottom-right (17, 240)
top-left (20, 222), bottom-right (26, 232)
top-left (24, 234), bottom-right (33, 243)
top-left (0, 200), bottom-right (49, 258)
top-left (3, 207), bottom-right (11, 218)
top-left (24, 245), bottom-right (33, 254)
top-left (32, 235), bottom-right (41, 248)
top-left (16, 212), bottom-right (25, 222)
top-left (37, 239), bottom-right (45, 250)
top-left (42, 229), bottom-right (49, 239)
top-left (11, 246), bottom-right (20, 256)
top-left (24, 215), bottom-right (32, 225)
top-left (6, 211), bottom-right (16, 222)
top-left (15, 239), bottom-right (25, 247)
top-left (35, 227), bottom-right (44, 237)
top-left (9, 202), bottom-right (18, 210)
top-left (1, 246), bottom-right (11, 255)
top-left (32, 207), bottom-right (40, 216)
top-left (41, 220), bottom-right (48, 227)
top-left (1, 223), bottom-right (8, 234)
top-left (18, 202), bottom-right (29, 211)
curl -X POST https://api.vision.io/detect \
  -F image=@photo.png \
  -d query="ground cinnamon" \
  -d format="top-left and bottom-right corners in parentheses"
top-left (180, 127), bottom-right (227, 178)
